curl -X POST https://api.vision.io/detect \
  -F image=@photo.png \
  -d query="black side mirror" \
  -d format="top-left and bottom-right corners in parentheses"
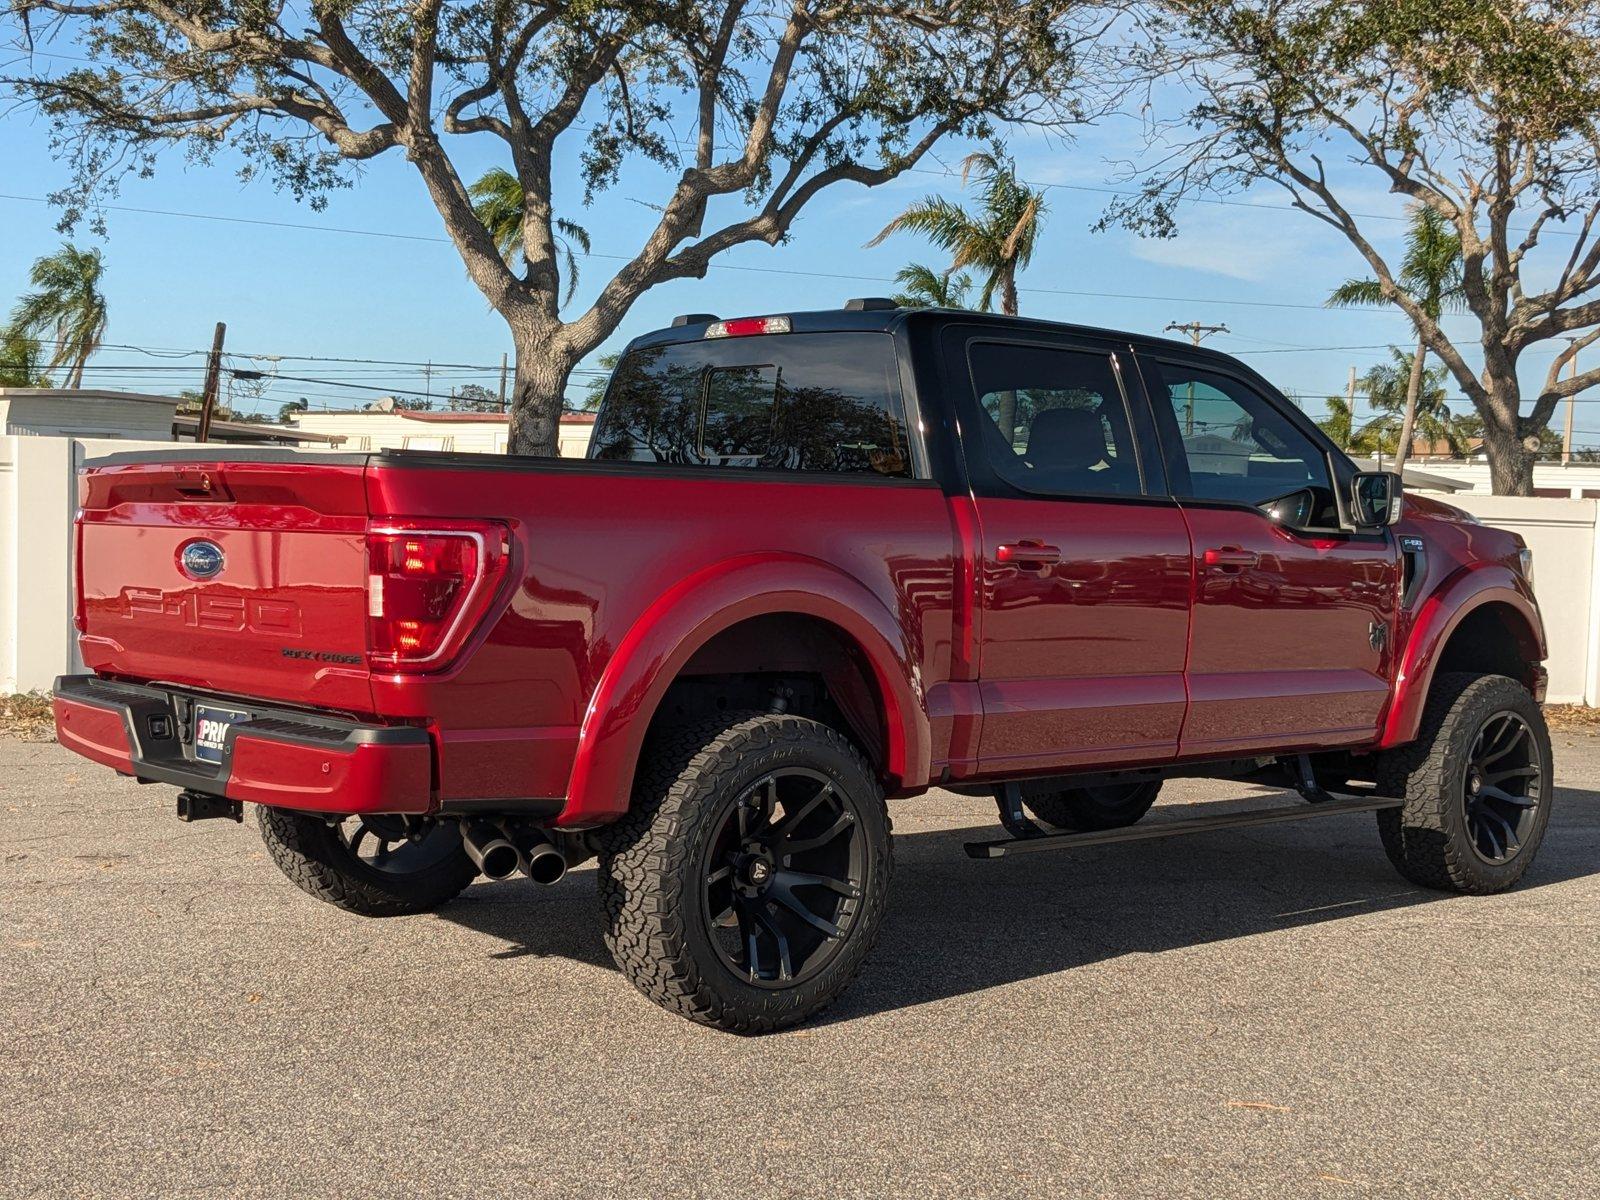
top-left (1350, 471), bottom-right (1403, 528)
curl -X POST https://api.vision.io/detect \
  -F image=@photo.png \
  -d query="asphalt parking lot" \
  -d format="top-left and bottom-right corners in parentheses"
top-left (2, 731), bottom-right (1596, 1200)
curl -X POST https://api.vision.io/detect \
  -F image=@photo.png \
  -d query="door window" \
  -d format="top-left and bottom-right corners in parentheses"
top-left (966, 342), bottom-right (1143, 497)
top-left (1153, 364), bottom-right (1333, 511)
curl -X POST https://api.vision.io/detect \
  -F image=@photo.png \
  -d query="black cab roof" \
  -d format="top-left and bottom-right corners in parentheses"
top-left (626, 302), bottom-right (1242, 369)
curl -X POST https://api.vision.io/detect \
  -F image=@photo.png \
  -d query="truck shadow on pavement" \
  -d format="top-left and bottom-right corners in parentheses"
top-left (436, 785), bottom-right (1599, 1024)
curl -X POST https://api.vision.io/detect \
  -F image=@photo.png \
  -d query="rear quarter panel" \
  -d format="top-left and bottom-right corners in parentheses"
top-left (363, 460), bottom-right (957, 816)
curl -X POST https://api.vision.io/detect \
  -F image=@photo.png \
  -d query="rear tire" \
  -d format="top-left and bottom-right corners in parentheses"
top-left (598, 712), bottom-right (892, 1034)
top-left (1024, 780), bottom-right (1161, 831)
top-left (258, 809), bottom-right (478, 917)
top-left (1375, 673), bottom-right (1553, 894)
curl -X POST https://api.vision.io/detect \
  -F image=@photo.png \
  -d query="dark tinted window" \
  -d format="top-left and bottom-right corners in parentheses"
top-left (592, 333), bottom-right (910, 476)
top-left (701, 365), bottom-right (778, 464)
top-left (1154, 364), bottom-right (1330, 506)
top-left (966, 342), bottom-right (1142, 496)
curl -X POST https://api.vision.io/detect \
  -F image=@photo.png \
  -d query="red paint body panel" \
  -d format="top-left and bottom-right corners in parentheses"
top-left (226, 732), bottom-right (432, 812)
top-left (52, 693), bottom-right (134, 773)
top-left (1178, 506), bottom-right (1399, 755)
top-left (1378, 496), bottom-right (1546, 749)
top-left (360, 464), bottom-right (954, 819)
top-left (57, 428), bottom-right (1545, 821)
top-left (970, 497), bottom-right (1192, 773)
top-left (51, 687), bottom-right (431, 813)
top-left (77, 460), bottom-right (373, 714)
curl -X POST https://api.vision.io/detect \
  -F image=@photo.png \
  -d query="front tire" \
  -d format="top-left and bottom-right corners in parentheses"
top-left (1376, 673), bottom-right (1553, 894)
top-left (258, 809), bottom-right (478, 917)
top-left (598, 712), bottom-right (892, 1034)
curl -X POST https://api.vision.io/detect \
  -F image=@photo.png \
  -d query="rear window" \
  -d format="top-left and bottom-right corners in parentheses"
top-left (590, 332), bottom-right (911, 477)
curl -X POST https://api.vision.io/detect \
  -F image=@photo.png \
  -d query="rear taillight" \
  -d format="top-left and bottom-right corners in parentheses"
top-left (365, 522), bottom-right (508, 670)
top-left (72, 510), bottom-right (87, 633)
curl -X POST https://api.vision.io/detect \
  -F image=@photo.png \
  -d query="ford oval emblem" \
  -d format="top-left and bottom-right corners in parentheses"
top-left (178, 539), bottom-right (225, 580)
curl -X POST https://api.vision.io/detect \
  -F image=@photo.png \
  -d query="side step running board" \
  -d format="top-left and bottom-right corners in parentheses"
top-left (965, 794), bottom-right (1404, 860)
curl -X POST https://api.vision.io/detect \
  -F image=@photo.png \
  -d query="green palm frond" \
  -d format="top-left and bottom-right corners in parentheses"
top-left (866, 147), bottom-right (1045, 316)
top-left (7, 243), bottom-right (107, 387)
top-left (1326, 278), bottom-right (1388, 308)
top-left (1325, 203), bottom-right (1464, 320)
top-left (468, 167), bottom-right (526, 264)
top-left (555, 217), bottom-right (591, 306)
top-left (866, 195), bottom-right (983, 254)
top-left (891, 263), bottom-right (972, 309)
top-left (470, 168), bottom-right (590, 306)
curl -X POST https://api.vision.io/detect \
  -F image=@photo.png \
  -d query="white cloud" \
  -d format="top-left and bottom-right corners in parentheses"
top-left (1125, 208), bottom-right (1322, 283)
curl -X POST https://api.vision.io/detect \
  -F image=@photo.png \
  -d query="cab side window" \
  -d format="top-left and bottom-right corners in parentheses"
top-left (966, 342), bottom-right (1143, 497)
top-left (1154, 364), bottom-right (1331, 508)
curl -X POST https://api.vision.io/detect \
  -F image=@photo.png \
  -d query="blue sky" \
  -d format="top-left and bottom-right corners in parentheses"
top-left (0, 58), bottom-right (1594, 445)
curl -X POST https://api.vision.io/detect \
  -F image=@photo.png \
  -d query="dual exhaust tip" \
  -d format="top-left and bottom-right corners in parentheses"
top-left (461, 821), bottom-right (567, 885)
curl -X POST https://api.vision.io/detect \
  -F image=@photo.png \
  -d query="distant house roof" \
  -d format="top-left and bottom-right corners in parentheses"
top-left (1347, 457), bottom-right (1471, 492)
top-left (297, 407), bottom-right (597, 425)
top-left (172, 414), bottom-right (346, 445)
top-left (0, 387), bottom-right (179, 407)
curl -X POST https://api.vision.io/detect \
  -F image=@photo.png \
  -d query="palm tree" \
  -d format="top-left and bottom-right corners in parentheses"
top-left (6, 244), bottom-right (108, 388)
top-left (866, 149), bottom-right (1046, 316)
top-left (1359, 350), bottom-right (1467, 458)
top-left (0, 328), bottom-right (49, 388)
top-left (1327, 204), bottom-right (1464, 471)
top-left (891, 263), bottom-right (973, 310)
top-left (1318, 395), bottom-right (1382, 454)
top-left (468, 167), bottom-right (591, 306)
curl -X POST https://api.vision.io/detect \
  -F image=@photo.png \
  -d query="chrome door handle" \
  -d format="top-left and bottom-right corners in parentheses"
top-left (1203, 546), bottom-right (1259, 569)
top-left (997, 541), bottom-right (1062, 568)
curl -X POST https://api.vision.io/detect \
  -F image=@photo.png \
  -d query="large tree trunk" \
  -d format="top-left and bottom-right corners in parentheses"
top-left (999, 265), bottom-right (1019, 317)
top-left (505, 324), bottom-right (576, 456)
top-left (1478, 372), bottom-right (1536, 496)
top-left (1392, 337), bottom-right (1427, 473)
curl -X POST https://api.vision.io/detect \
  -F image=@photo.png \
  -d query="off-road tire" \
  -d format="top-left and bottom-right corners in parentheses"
top-left (257, 808), bottom-right (478, 917)
top-left (597, 712), bottom-right (892, 1034)
top-left (1375, 672), bottom-right (1553, 894)
top-left (1024, 780), bottom-right (1162, 831)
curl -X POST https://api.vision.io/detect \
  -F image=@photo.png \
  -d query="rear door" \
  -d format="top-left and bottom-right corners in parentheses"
top-left (1135, 355), bottom-right (1400, 754)
top-left (944, 327), bottom-right (1193, 774)
top-left (76, 457), bottom-right (374, 713)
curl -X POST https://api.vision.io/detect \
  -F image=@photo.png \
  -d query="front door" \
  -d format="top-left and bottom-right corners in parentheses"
top-left (947, 331), bottom-right (1194, 775)
top-left (1139, 356), bottom-right (1400, 755)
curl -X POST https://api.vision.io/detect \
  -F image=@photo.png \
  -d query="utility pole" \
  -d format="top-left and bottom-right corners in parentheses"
top-left (1346, 365), bottom-right (1359, 457)
top-left (498, 352), bottom-right (509, 413)
top-left (1563, 338), bottom-right (1580, 466)
top-left (1165, 321), bottom-right (1229, 436)
top-left (1165, 320), bottom-right (1230, 347)
top-left (423, 359), bottom-right (433, 407)
top-left (195, 321), bottom-right (226, 443)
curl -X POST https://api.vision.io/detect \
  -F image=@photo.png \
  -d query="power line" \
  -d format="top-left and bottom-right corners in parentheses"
top-left (0, 191), bottom-right (1424, 316)
top-left (4, 44), bottom-right (1579, 242)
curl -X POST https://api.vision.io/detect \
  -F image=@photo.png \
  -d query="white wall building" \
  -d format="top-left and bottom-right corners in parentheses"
top-left (0, 388), bottom-right (178, 440)
top-left (1400, 460), bottom-right (1600, 498)
top-left (289, 408), bottom-right (595, 457)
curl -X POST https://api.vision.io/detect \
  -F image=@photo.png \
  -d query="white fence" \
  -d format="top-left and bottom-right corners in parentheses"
top-left (3, 434), bottom-right (1598, 703)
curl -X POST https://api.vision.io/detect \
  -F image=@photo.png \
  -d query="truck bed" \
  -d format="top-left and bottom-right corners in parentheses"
top-left (74, 446), bottom-right (957, 811)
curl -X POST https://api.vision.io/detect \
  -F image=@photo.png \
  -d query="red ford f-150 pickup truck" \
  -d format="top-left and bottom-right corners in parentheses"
top-left (53, 303), bottom-right (1551, 1032)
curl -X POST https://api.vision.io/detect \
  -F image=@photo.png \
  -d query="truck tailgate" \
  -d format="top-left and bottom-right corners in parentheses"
top-left (76, 458), bottom-right (375, 714)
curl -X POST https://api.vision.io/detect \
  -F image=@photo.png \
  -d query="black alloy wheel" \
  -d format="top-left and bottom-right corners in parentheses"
top-left (701, 768), bottom-right (866, 987)
top-left (1461, 711), bottom-right (1544, 864)
top-left (1376, 672), bottom-right (1554, 894)
top-left (258, 807), bottom-right (478, 916)
top-left (599, 711), bottom-right (893, 1033)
